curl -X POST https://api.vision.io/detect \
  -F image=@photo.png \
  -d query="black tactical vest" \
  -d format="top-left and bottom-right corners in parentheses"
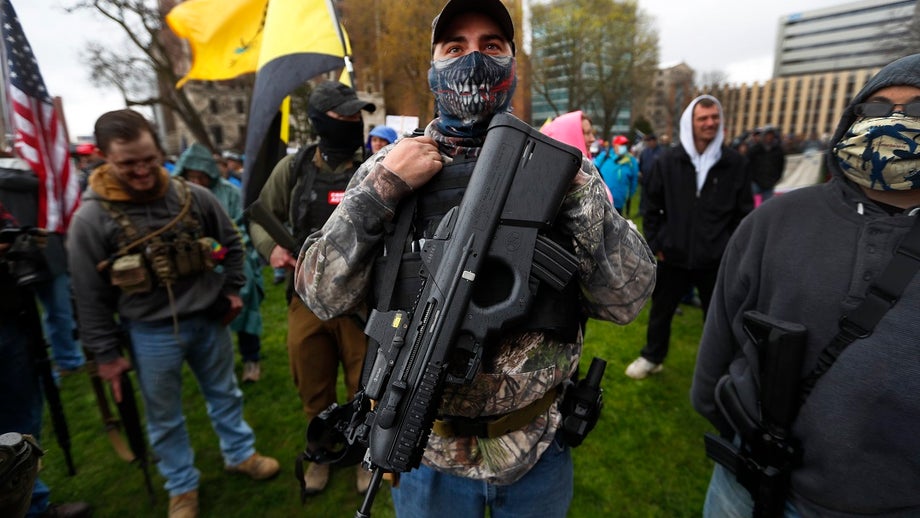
top-left (290, 145), bottom-right (355, 248)
top-left (372, 158), bottom-right (581, 343)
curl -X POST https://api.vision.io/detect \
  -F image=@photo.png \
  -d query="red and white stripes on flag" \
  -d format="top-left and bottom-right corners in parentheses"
top-left (2, 0), bottom-right (80, 233)
top-left (9, 88), bottom-right (80, 232)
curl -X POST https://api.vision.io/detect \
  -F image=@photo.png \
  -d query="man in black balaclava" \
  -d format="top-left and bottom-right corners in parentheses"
top-left (248, 81), bottom-right (376, 496)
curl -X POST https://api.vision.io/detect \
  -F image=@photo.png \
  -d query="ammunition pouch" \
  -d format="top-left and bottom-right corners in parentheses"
top-left (101, 178), bottom-right (221, 294)
top-left (110, 253), bottom-right (152, 294)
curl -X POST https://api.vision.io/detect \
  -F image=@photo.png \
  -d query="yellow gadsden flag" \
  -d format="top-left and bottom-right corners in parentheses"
top-left (165, 0), bottom-right (268, 87)
top-left (242, 0), bottom-right (351, 205)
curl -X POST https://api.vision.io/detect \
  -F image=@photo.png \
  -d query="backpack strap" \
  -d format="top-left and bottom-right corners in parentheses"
top-left (290, 145), bottom-right (319, 210)
top-left (800, 213), bottom-right (920, 403)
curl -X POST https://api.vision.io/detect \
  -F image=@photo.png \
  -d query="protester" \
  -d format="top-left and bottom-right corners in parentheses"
top-left (174, 143), bottom-right (265, 383)
top-left (67, 110), bottom-right (278, 518)
top-left (747, 125), bottom-right (785, 203)
top-left (594, 134), bottom-right (639, 215)
top-left (294, 1), bottom-right (656, 515)
top-left (541, 110), bottom-right (596, 158)
top-left (222, 152), bottom-right (244, 188)
top-left (367, 125), bottom-right (399, 155)
top-left (637, 133), bottom-right (662, 215)
top-left (691, 52), bottom-right (920, 518)
top-left (0, 156), bottom-right (85, 377)
top-left (626, 95), bottom-right (752, 380)
top-left (0, 201), bottom-right (91, 518)
top-left (249, 81), bottom-right (374, 495)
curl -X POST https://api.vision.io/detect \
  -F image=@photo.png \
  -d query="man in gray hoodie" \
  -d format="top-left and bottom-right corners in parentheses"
top-left (67, 110), bottom-right (278, 518)
top-left (691, 53), bottom-right (920, 516)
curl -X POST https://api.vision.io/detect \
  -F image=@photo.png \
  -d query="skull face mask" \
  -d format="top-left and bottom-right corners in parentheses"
top-left (428, 51), bottom-right (517, 138)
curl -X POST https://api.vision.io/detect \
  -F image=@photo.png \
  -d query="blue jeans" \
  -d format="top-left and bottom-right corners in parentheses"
top-left (391, 437), bottom-right (573, 518)
top-left (704, 463), bottom-right (801, 517)
top-left (126, 315), bottom-right (256, 497)
top-left (34, 273), bottom-right (85, 371)
top-left (0, 319), bottom-right (51, 516)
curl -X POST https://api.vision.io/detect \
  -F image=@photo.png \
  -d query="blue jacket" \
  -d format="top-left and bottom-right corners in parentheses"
top-left (594, 149), bottom-right (638, 211)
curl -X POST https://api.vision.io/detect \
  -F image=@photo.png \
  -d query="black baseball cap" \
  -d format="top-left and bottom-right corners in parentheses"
top-left (431, 0), bottom-right (515, 55)
top-left (309, 81), bottom-right (376, 116)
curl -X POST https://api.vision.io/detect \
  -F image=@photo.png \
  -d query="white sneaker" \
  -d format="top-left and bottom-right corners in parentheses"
top-left (625, 357), bottom-right (663, 379)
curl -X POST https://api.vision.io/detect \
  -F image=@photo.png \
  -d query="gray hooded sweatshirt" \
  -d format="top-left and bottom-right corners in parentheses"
top-left (68, 169), bottom-right (244, 363)
top-left (691, 53), bottom-right (920, 517)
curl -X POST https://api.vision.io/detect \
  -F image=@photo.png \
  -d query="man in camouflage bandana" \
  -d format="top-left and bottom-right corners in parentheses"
top-left (295, 0), bottom-right (655, 515)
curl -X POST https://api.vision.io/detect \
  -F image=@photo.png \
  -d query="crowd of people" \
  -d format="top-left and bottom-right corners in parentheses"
top-left (2, 1), bottom-right (919, 517)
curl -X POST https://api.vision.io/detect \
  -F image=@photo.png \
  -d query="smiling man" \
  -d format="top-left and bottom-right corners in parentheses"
top-left (627, 95), bottom-right (752, 380)
top-left (67, 109), bottom-right (279, 518)
top-left (295, 0), bottom-right (655, 515)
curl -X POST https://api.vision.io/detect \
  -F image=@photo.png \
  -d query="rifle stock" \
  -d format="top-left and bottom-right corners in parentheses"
top-left (354, 114), bottom-right (581, 516)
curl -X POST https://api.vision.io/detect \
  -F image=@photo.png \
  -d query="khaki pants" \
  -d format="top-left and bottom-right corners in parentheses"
top-left (287, 298), bottom-right (367, 420)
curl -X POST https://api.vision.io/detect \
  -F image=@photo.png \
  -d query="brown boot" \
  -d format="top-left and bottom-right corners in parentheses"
top-left (168, 490), bottom-right (198, 518)
top-left (224, 452), bottom-right (280, 480)
top-left (356, 466), bottom-right (373, 494)
top-left (303, 463), bottom-right (330, 495)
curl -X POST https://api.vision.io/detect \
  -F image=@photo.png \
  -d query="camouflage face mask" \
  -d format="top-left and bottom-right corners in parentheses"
top-left (833, 113), bottom-right (920, 191)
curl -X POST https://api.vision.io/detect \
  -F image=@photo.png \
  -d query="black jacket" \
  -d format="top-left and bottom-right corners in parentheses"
top-left (642, 144), bottom-right (752, 270)
top-left (747, 142), bottom-right (785, 189)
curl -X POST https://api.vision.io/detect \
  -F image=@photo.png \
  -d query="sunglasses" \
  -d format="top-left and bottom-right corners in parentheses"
top-left (854, 101), bottom-right (920, 118)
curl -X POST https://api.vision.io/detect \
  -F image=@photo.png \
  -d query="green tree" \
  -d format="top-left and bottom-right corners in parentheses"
top-left (530, 0), bottom-right (658, 138)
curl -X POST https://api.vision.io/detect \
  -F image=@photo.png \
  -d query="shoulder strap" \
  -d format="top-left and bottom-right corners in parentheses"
top-left (800, 214), bottom-right (920, 403)
top-left (291, 145), bottom-right (319, 206)
top-left (375, 193), bottom-right (419, 311)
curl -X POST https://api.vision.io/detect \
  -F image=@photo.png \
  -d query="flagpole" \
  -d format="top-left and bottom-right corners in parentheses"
top-left (325, 0), bottom-right (355, 88)
top-left (0, 4), bottom-right (12, 150)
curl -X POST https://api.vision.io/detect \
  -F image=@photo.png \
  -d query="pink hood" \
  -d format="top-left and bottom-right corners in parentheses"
top-left (541, 111), bottom-right (591, 159)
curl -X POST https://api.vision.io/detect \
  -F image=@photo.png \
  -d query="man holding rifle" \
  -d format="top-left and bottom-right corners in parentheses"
top-left (295, 0), bottom-right (655, 515)
top-left (691, 54), bottom-right (920, 516)
top-left (67, 110), bottom-right (279, 518)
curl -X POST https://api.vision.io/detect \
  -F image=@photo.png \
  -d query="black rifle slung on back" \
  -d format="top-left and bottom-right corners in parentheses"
top-left (353, 114), bottom-right (582, 517)
top-left (704, 311), bottom-right (807, 517)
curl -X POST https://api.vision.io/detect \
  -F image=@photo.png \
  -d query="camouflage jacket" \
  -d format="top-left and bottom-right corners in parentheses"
top-left (295, 120), bottom-right (656, 484)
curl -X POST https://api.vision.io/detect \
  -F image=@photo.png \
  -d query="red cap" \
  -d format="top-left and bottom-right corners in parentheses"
top-left (75, 143), bottom-right (96, 155)
top-left (613, 135), bottom-right (629, 146)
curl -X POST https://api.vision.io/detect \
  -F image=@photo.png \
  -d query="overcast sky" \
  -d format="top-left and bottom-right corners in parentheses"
top-left (16, 0), bottom-right (850, 139)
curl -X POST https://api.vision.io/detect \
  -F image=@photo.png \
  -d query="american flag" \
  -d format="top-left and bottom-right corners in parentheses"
top-left (1, 0), bottom-right (79, 233)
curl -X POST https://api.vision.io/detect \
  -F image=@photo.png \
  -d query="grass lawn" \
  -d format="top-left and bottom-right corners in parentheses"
top-left (40, 265), bottom-right (716, 517)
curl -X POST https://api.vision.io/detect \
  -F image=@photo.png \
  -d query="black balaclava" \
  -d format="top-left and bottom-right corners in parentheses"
top-left (309, 107), bottom-right (364, 167)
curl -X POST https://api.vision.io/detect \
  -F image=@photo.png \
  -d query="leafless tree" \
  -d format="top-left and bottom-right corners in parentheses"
top-left (67, 0), bottom-right (214, 149)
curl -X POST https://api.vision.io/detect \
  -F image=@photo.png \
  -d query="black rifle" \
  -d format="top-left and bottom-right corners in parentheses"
top-left (244, 198), bottom-right (299, 254)
top-left (306, 113), bottom-right (582, 518)
top-left (71, 283), bottom-right (156, 505)
top-left (704, 311), bottom-right (807, 517)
